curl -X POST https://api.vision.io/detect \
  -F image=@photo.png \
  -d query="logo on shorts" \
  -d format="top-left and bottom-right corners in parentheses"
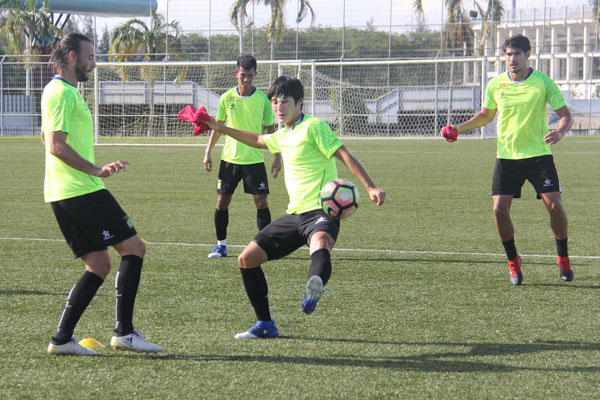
top-left (124, 215), bottom-right (134, 229)
top-left (315, 216), bottom-right (327, 225)
top-left (259, 182), bottom-right (267, 190)
top-left (543, 178), bottom-right (553, 187)
top-left (101, 230), bottom-right (114, 240)
top-left (217, 179), bottom-right (222, 190)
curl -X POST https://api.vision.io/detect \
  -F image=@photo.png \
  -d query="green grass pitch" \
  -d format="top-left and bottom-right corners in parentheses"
top-left (1, 136), bottom-right (600, 398)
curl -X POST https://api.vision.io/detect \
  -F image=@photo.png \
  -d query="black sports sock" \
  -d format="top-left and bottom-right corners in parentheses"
top-left (502, 238), bottom-right (518, 260)
top-left (215, 209), bottom-right (229, 241)
top-left (114, 255), bottom-right (143, 336)
top-left (52, 271), bottom-right (104, 345)
top-left (555, 237), bottom-right (568, 258)
top-left (256, 207), bottom-right (271, 231)
top-left (308, 248), bottom-right (332, 285)
top-left (240, 267), bottom-right (271, 322)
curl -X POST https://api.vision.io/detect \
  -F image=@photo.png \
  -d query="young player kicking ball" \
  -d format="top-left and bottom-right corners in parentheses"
top-left (205, 76), bottom-right (386, 339)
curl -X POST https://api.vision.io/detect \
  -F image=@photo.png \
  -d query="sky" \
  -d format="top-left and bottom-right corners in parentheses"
top-left (94, 0), bottom-right (593, 34)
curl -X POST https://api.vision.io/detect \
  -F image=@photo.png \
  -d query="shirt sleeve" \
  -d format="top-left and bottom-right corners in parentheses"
top-left (263, 130), bottom-right (281, 154)
top-left (310, 119), bottom-right (343, 159)
top-left (483, 79), bottom-right (497, 110)
top-left (216, 93), bottom-right (227, 121)
top-left (263, 96), bottom-right (275, 127)
top-left (45, 90), bottom-right (75, 133)
top-left (545, 78), bottom-right (567, 110)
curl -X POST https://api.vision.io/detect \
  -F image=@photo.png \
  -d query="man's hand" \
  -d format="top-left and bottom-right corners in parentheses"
top-left (203, 152), bottom-right (213, 172)
top-left (441, 125), bottom-right (459, 142)
top-left (96, 160), bottom-right (129, 177)
top-left (367, 187), bottom-right (386, 206)
top-left (205, 117), bottom-right (221, 132)
top-left (544, 129), bottom-right (565, 145)
top-left (271, 154), bottom-right (282, 179)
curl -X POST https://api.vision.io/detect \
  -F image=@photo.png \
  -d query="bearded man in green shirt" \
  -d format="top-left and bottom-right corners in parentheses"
top-left (441, 34), bottom-right (574, 286)
top-left (42, 33), bottom-right (161, 355)
top-left (205, 76), bottom-right (386, 339)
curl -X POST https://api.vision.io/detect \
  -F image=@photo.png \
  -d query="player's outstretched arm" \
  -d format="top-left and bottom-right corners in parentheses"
top-left (334, 145), bottom-right (386, 206)
top-left (441, 107), bottom-right (497, 141)
top-left (205, 117), bottom-right (267, 149)
top-left (47, 131), bottom-right (128, 178)
top-left (545, 105), bottom-right (573, 145)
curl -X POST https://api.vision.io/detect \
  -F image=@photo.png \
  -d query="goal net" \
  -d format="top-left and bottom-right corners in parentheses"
top-left (81, 58), bottom-right (490, 143)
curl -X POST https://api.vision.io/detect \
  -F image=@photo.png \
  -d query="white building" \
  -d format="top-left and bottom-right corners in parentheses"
top-left (473, 4), bottom-right (600, 96)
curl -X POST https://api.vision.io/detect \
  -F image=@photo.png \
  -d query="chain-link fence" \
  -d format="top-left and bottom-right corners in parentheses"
top-left (2, 57), bottom-right (598, 140)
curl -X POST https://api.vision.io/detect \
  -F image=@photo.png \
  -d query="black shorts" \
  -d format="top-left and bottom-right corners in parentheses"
top-left (217, 160), bottom-right (270, 195)
top-left (253, 209), bottom-right (340, 261)
top-left (491, 155), bottom-right (561, 199)
top-left (50, 189), bottom-right (137, 258)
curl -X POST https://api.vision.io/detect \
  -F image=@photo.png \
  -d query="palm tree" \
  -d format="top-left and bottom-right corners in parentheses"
top-left (0, 0), bottom-right (60, 115)
top-left (109, 10), bottom-right (182, 136)
top-left (230, 0), bottom-right (315, 59)
top-left (0, 0), bottom-right (60, 57)
top-left (473, 0), bottom-right (504, 54)
top-left (414, 0), bottom-right (503, 125)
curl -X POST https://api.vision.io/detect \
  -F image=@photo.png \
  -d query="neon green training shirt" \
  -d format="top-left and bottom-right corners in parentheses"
top-left (216, 87), bottom-right (275, 165)
top-left (483, 69), bottom-right (566, 160)
top-left (42, 78), bottom-right (104, 202)
top-left (263, 114), bottom-right (344, 214)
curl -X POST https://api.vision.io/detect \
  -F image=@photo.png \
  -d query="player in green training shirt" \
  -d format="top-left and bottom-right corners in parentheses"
top-left (42, 33), bottom-right (161, 356)
top-left (203, 55), bottom-right (281, 259)
top-left (440, 34), bottom-right (574, 286)
top-left (205, 76), bottom-right (386, 339)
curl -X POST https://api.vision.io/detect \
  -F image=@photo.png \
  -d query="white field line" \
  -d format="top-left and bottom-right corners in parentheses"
top-left (2, 237), bottom-right (599, 260)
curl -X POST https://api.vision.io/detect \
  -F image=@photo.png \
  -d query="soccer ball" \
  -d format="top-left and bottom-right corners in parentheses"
top-left (320, 178), bottom-right (359, 219)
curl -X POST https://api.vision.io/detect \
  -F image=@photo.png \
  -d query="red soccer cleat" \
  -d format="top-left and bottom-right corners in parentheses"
top-left (508, 255), bottom-right (522, 285)
top-left (557, 256), bottom-right (573, 282)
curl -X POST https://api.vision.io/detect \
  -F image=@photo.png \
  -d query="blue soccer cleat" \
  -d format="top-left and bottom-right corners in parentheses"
top-left (301, 275), bottom-right (324, 314)
top-left (234, 320), bottom-right (279, 340)
top-left (208, 245), bottom-right (227, 258)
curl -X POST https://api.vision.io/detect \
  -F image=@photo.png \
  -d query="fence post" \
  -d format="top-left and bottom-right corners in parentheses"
top-left (0, 56), bottom-right (4, 136)
top-left (94, 67), bottom-right (99, 143)
top-left (434, 54), bottom-right (439, 135)
top-left (163, 65), bottom-right (167, 137)
top-left (311, 61), bottom-right (316, 117)
top-left (481, 57), bottom-right (487, 138)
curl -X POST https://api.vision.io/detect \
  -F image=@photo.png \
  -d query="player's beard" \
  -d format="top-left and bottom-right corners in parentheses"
top-left (74, 60), bottom-right (90, 82)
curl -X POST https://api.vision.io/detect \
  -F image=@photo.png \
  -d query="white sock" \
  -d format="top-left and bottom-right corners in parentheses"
top-left (218, 240), bottom-right (227, 246)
